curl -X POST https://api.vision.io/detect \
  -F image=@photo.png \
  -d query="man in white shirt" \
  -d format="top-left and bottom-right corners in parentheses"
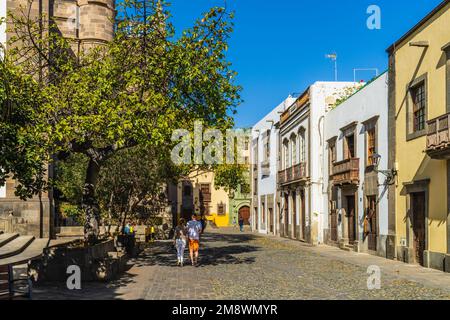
top-left (187, 214), bottom-right (203, 266)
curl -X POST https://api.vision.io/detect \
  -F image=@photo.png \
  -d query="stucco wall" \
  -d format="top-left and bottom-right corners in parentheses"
top-left (324, 74), bottom-right (389, 240)
top-left (310, 82), bottom-right (358, 243)
top-left (252, 96), bottom-right (296, 233)
top-left (392, 3), bottom-right (450, 255)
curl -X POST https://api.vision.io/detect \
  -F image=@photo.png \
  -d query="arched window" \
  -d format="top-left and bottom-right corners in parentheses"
top-left (299, 128), bottom-right (306, 163)
top-left (283, 139), bottom-right (289, 170)
top-left (290, 134), bottom-right (297, 166)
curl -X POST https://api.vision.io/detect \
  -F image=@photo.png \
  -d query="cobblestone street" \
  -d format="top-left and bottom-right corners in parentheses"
top-left (34, 228), bottom-right (450, 300)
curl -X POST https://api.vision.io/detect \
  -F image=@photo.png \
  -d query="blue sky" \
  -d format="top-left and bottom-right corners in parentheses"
top-left (167, 0), bottom-right (443, 128)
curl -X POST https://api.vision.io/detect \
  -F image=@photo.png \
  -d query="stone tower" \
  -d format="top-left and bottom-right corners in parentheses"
top-left (0, 0), bottom-right (115, 239)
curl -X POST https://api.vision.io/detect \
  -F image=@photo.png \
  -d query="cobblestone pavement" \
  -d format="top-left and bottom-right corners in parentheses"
top-left (34, 228), bottom-right (450, 300)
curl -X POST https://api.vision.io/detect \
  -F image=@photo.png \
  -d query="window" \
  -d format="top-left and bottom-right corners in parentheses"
top-left (244, 138), bottom-right (249, 151)
top-left (291, 135), bottom-right (297, 166)
top-left (283, 141), bottom-right (289, 170)
top-left (299, 129), bottom-right (306, 163)
top-left (328, 141), bottom-right (336, 175)
top-left (367, 128), bottom-right (376, 166)
top-left (411, 82), bottom-right (426, 132)
top-left (407, 75), bottom-right (427, 140)
top-left (200, 184), bottom-right (211, 202)
top-left (217, 203), bottom-right (226, 215)
top-left (345, 134), bottom-right (355, 159)
top-left (264, 131), bottom-right (271, 161)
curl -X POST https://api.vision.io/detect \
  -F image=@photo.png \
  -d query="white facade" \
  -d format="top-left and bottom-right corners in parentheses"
top-left (251, 96), bottom-right (296, 234)
top-left (323, 73), bottom-right (389, 255)
top-left (278, 82), bottom-right (358, 244)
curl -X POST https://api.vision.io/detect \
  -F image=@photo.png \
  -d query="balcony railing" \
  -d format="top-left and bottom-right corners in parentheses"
top-left (278, 163), bottom-right (307, 185)
top-left (426, 112), bottom-right (450, 159)
top-left (332, 158), bottom-right (359, 185)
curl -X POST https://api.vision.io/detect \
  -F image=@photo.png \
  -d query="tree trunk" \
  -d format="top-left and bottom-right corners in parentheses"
top-left (82, 158), bottom-right (101, 244)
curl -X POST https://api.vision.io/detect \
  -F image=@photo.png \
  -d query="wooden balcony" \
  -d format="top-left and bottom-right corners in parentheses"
top-left (426, 112), bottom-right (450, 159)
top-left (278, 163), bottom-right (307, 185)
top-left (332, 158), bottom-right (359, 185)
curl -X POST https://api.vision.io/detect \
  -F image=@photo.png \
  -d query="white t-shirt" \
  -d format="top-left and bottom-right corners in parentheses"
top-left (187, 220), bottom-right (202, 240)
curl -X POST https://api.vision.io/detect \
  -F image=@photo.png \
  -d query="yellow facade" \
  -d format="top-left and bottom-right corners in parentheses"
top-left (176, 171), bottom-right (231, 228)
top-left (390, 1), bottom-right (450, 269)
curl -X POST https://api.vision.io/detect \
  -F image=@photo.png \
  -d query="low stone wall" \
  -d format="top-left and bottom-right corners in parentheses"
top-left (0, 198), bottom-right (52, 238)
top-left (31, 239), bottom-right (128, 282)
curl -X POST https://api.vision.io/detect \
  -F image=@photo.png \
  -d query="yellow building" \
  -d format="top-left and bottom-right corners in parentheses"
top-left (388, 0), bottom-right (450, 271)
top-left (173, 171), bottom-right (231, 228)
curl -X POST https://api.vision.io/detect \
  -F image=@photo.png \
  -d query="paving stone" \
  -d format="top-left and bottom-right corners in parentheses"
top-left (33, 228), bottom-right (450, 300)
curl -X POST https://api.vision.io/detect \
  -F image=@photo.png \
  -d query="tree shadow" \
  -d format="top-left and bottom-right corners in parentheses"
top-left (130, 231), bottom-right (260, 268)
top-left (33, 271), bottom-right (138, 300)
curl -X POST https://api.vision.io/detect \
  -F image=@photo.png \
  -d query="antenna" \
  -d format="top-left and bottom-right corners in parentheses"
top-left (325, 53), bottom-right (338, 81)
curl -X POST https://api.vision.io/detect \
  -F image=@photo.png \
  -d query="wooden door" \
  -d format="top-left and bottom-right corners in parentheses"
top-left (330, 204), bottom-right (338, 242)
top-left (367, 196), bottom-right (378, 252)
top-left (300, 190), bottom-right (306, 240)
top-left (412, 192), bottom-right (426, 266)
top-left (269, 208), bottom-right (274, 233)
top-left (292, 192), bottom-right (297, 239)
top-left (346, 195), bottom-right (356, 243)
top-left (284, 194), bottom-right (289, 237)
top-left (239, 206), bottom-right (250, 225)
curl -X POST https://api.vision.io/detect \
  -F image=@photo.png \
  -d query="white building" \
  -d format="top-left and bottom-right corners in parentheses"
top-left (278, 82), bottom-right (357, 245)
top-left (251, 96), bottom-right (296, 235)
top-left (323, 72), bottom-right (389, 257)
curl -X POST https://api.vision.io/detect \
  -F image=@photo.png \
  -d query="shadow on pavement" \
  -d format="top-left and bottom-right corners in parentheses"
top-left (131, 231), bottom-right (260, 268)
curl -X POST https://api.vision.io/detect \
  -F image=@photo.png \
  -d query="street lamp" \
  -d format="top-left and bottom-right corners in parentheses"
top-left (369, 153), bottom-right (397, 186)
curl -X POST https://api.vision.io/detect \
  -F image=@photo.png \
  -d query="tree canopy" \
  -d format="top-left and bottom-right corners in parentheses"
top-left (1, 0), bottom-right (242, 242)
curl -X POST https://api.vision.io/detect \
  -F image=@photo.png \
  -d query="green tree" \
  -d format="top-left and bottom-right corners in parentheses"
top-left (7, 0), bottom-right (241, 243)
top-left (214, 164), bottom-right (250, 197)
top-left (0, 52), bottom-right (49, 200)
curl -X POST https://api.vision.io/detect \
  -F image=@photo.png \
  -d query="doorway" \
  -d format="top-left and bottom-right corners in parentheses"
top-left (284, 194), bottom-right (289, 237)
top-left (269, 208), bottom-right (274, 234)
top-left (411, 192), bottom-right (426, 266)
top-left (292, 192), bottom-right (297, 239)
top-left (366, 196), bottom-right (378, 252)
top-left (345, 195), bottom-right (356, 244)
top-left (300, 190), bottom-right (306, 240)
top-left (239, 206), bottom-right (250, 225)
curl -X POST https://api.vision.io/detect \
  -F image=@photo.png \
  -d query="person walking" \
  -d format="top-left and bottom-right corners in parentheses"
top-left (187, 214), bottom-right (203, 266)
top-left (232, 216), bottom-right (237, 228)
top-left (238, 213), bottom-right (245, 232)
top-left (173, 218), bottom-right (187, 267)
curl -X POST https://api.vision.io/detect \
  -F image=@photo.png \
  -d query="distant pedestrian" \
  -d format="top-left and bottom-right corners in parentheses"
top-left (123, 222), bottom-right (131, 235)
top-left (150, 225), bottom-right (156, 242)
top-left (238, 213), bottom-right (245, 232)
top-left (173, 218), bottom-right (187, 267)
top-left (187, 214), bottom-right (203, 266)
top-left (232, 216), bottom-right (237, 228)
top-left (200, 215), bottom-right (207, 233)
